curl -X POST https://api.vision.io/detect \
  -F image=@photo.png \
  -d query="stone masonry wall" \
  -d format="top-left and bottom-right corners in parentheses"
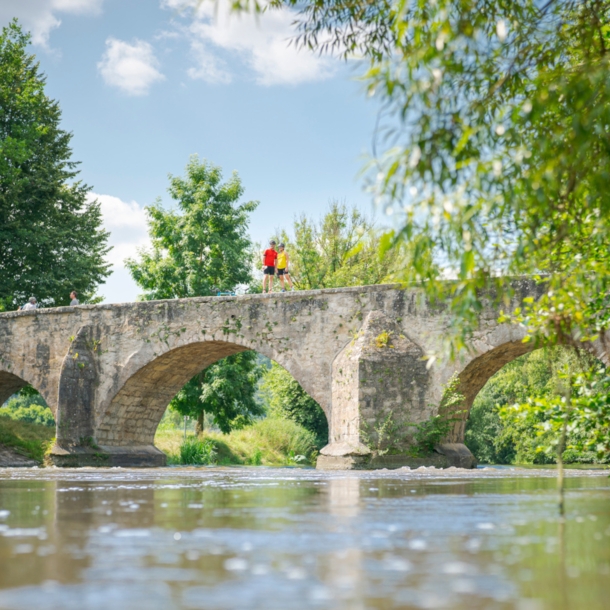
top-left (0, 281), bottom-right (606, 465)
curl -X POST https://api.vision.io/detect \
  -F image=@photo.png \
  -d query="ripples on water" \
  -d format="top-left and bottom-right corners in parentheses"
top-left (0, 467), bottom-right (607, 610)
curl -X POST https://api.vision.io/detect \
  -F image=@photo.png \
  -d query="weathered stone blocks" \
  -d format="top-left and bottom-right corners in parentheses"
top-left (321, 310), bottom-right (476, 469)
top-left (0, 282), bottom-right (605, 468)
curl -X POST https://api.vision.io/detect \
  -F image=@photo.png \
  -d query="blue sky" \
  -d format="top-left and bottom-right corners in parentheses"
top-left (1, 0), bottom-right (383, 303)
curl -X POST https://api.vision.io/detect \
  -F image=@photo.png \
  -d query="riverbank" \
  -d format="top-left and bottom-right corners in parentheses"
top-left (1, 415), bottom-right (607, 472)
top-left (155, 418), bottom-right (319, 466)
top-left (0, 413), bottom-right (319, 468)
top-left (0, 415), bottom-right (53, 465)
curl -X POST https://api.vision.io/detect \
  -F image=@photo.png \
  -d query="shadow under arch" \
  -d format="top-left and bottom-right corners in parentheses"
top-left (95, 340), bottom-right (329, 449)
top-left (0, 369), bottom-right (54, 416)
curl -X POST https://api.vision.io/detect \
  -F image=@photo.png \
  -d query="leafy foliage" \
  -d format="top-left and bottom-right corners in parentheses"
top-left (126, 155), bottom-right (258, 299)
top-left (179, 437), bottom-right (217, 465)
top-left (465, 348), bottom-right (609, 464)
top-left (128, 156), bottom-right (263, 433)
top-left (0, 21), bottom-right (110, 310)
top-left (2, 394), bottom-right (54, 427)
top-left (278, 200), bottom-right (406, 290)
top-left (262, 0), bottom-right (610, 357)
top-left (0, 403), bottom-right (55, 428)
top-left (503, 365), bottom-right (610, 464)
top-left (260, 362), bottom-right (328, 447)
top-left (170, 351), bottom-right (264, 434)
top-left (361, 412), bottom-right (403, 456)
top-left (157, 418), bottom-right (319, 466)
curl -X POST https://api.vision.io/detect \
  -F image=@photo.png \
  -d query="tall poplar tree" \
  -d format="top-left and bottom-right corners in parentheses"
top-left (0, 21), bottom-right (110, 310)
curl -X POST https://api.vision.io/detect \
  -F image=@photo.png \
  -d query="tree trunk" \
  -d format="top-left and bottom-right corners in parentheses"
top-left (196, 410), bottom-right (204, 436)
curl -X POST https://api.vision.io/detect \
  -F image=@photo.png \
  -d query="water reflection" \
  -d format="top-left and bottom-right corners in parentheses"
top-left (0, 469), bottom-right (606, 609)
top-left (327, 477), bottom-right (361, 518)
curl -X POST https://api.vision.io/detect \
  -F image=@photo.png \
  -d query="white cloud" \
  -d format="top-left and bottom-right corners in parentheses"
top-left (187, 40), bottom-right (232, 84)
top-left (161, 0), bottom-right (335, 86)
top-left (0, 0), bottom-right (103, 47)
top-left (89, 193), bottom-right (150, 268)
top-left (97, 38), bottom-right (165, 96)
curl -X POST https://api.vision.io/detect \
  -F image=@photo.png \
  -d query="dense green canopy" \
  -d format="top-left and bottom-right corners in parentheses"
top-left (0, 21), bottom-right (110, 310)
top-left (126, 155), bottom-right (257, 299)
top-left (259, 0), bottom-right (610, 355)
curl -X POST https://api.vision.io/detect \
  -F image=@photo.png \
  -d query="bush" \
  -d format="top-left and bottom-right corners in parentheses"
top-left (233, 417), bottom-right (317, 463)
top-left (259, 363), bottom-right (328, 447)
top-left (2, 395), bottom-right (55, 427)
top-left (0, 415), bottom-right (55, 462)
top-left (156, 417), bottom-right (318, 466)
top-left (179, 437), bottom-right (217, 465)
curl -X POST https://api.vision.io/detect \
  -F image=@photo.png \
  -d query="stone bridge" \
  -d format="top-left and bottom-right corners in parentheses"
top-left (0, 281), bottom-right (607, 468)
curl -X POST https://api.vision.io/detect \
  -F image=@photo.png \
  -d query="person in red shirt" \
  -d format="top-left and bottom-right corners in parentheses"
top-left (262, 240), bottom-right (278, 293)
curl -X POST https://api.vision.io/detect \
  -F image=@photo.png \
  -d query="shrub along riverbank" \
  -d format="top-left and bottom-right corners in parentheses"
top-left (465, 348), bottom-right (610, 465)
top-left (155, 417), bottom-right (318, 466)
top-left (0, 414), bottom-right (318, 467)
top-left (0, 415), bottom-right (54, 463)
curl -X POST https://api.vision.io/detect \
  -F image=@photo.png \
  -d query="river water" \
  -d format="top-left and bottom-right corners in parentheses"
top-left (0, 466), bottom-right (608, 610)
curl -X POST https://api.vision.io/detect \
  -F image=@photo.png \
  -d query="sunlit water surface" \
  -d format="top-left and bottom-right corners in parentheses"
top-left (0, 467), bottom-right (608, 610)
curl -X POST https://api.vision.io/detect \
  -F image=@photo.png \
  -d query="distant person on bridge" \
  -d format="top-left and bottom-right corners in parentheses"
top-left (276, 243), bottom-right (294, 292)
top-left (262, 240), bottom-right (277, 293)
top-left (70, 291), bottom-right (79, 306)
top-left (20, 297), bottom-right (38, 311)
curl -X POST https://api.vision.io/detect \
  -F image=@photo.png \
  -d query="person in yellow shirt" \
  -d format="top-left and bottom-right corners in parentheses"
top-left (276, 243), bottom-right (294, 292)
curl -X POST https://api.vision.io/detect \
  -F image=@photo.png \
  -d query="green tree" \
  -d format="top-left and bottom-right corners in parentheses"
top-left (126, 155), bottom-right (257, 299)
top-left (464, 347), bottom-right (609, 465)
top-left (171, 352), bottom-right (264, 434)
top-left (0, 21), bottom-right (110, 311)
top-left (127, 156), bottom-right (262, 433)
top-left (279, 200), bottom-right (406, 290)
top-left (499, 364), bottom-right (610, 467)
top-left (465, 348), bottom-right (567, 464)
top-left (260, 362), bottom-right (328, 447)
top-left (268, 0), bottom-right (610, 356)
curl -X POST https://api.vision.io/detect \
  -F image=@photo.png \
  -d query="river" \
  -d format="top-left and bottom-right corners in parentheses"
top-left (0, 466), bottom-right (607, 609)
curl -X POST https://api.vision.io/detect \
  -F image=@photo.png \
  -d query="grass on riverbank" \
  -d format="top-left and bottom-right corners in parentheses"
top-left (155, 417), bottom-right (318, 466)
top-left (0, 414), bottom-right (55, 462)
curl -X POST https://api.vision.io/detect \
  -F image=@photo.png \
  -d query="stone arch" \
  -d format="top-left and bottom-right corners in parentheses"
top-left (0, 368), bottom-right (55, 415)
top-left (447, 337), bottom-right (608, 443)
top-left (94, 339), bottom-right (329, 447)
top-left (0, 370), bottom-right (32, 407)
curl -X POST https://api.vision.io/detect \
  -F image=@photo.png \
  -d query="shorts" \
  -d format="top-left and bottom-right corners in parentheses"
top-left (277, 268), bottom-right (289, 276)
top-left (264, 266), bottom-right (276, 275)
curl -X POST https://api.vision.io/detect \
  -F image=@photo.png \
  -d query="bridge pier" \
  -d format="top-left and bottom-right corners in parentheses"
top-left (45, 325), bottom-right (167, 467)
top-left (316, 310), bottom-right (477, 470)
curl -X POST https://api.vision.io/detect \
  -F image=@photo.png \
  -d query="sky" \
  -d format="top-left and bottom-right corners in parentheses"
top-left (1, 0), bottom-right (383, 303)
